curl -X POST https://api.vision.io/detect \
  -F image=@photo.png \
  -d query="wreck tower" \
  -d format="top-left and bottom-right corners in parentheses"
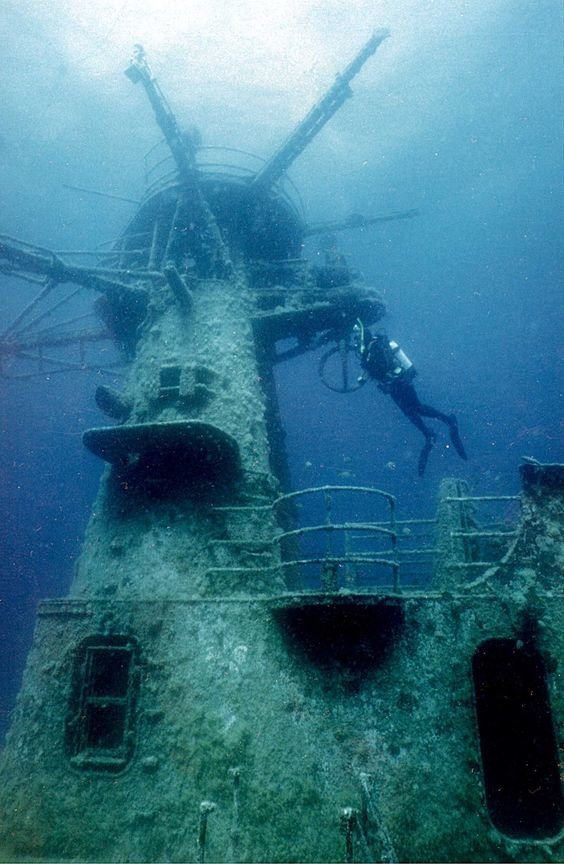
top-left (0, 32), bottom-right (562, 864)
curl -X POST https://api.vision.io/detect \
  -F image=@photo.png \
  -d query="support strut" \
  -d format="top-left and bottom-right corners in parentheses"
top-left (252, 29), bottom-right (390, 191)
top-left (125, 45), bottom-right (232, 277)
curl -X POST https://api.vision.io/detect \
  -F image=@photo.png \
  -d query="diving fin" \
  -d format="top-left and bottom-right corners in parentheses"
top-left (448, 414), bottom-right (467, 461)
top-left (418, 435), bottom-right (435, 477)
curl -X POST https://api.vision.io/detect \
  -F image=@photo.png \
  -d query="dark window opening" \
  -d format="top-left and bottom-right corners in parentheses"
top-left (472, 638), bottom-right (563, 839)
top-left (66, 636), bottom-right (139, 773)
top-left (90, 647), bottom-right (131, 697)
top-left (85, 703), bottom-right (127, 749)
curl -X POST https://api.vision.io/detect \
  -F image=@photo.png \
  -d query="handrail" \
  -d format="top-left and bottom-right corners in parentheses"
top-left (273, 484), bottom-right (396, 508)
top-left (444, 495), bottom-right (520, 503)
top-left (277, 523), bottom-right (396, 541)
top-left (210, 483), bottom-right (401, 591)
top-left (141, 142), bottom-right (306, 220)
top-left (442, 492), bottom-right (522, 579)
top-left (206, 488), bottom-right (524, 592)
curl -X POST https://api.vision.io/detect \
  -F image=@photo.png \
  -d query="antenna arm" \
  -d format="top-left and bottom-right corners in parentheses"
top-left (0, 234), bottom-right (149, 303)
top-left (252, 29), bottom-right (390, 191)
top-left (125, 44), bottom-right (196, 183)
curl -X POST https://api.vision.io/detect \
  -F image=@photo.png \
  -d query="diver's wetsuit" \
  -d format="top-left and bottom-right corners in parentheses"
top-left (388, 378), bottom-right (451, 436)
top-left (361, 333), bottom-right (467, 475)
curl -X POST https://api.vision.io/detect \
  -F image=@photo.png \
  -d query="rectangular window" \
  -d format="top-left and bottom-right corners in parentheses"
top-left (159, 365), bottom-right (181, 401)
top-left (66, 637), bottom-right (139, 772)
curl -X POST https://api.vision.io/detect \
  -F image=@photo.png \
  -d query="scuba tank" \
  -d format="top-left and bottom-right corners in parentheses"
top-left (389, 340), bottom-right (414, 378)
top-left (352, 320), bottom-right (416, 386)
top-left (352, 319), bottom-right (366, 353)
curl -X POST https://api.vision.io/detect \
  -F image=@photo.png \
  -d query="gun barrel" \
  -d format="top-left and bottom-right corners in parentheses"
top-left (252, 29), bottom-right (390, 191)
top-left (125, 46), bottom-right (197, 183)
top-left (305, 208), bottom-right (419, 237)
top-left (339, 29), bottom-right (390, 86)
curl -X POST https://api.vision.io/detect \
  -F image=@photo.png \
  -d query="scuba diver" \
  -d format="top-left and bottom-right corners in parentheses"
top-left (353, 319), bottom-right (468, 476)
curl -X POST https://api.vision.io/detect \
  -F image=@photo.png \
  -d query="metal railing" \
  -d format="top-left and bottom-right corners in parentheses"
top-left (142, 142), bottom-right (306, 220)
top-left (273, 485), bottom-right (399, 590)
top-left (207, 488), bottom-right (523, 593)
top-left (444, 495), bottom-right (521, 571)
top-left (207, 485), bottom-right (441, 593)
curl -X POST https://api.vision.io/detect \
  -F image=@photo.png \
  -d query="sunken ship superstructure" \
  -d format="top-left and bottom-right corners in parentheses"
top-left (0, 32), bottom-right (562, 863)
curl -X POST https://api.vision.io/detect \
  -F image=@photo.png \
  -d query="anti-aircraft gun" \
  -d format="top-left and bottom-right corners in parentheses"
top-left (0, 30), bottom-right (415, 384)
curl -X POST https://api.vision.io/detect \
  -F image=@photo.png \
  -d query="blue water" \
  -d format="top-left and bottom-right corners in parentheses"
top-left (0, 1), bottom-right (562, 742)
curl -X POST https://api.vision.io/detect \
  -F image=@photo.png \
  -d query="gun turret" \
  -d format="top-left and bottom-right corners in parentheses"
top-left (251, 29), bottom-right (390, 191)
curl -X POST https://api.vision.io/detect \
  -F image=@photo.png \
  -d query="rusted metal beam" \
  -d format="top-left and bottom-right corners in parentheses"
top-left (305, 208), bottom-right (419, 237)
top-left (0, 329), bottom-right (111, 356)
top-left (252, 30), bottom-right (390, 191)
top-left (124, 44), bottom-right (197, 184)
top-left (0, 234), bottom-right (149, 302)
